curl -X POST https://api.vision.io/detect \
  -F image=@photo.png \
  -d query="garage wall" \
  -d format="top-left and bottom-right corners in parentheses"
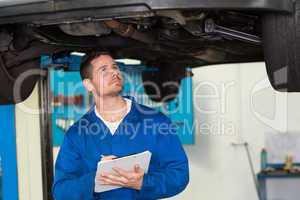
top-left (12, 62), bottom-right (300, 200)
top-left (169, 62), bottom-right (300, 200)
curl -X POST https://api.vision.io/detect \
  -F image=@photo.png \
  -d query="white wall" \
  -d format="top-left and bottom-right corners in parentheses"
top-left (15, 84), bottom-right (44, 200)
top-left (171, 62), bottom-right (300, 200)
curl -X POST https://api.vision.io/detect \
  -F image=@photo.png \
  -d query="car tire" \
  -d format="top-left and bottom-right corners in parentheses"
top-left (0, 58), bottom-right (40, 105)
top-left (0, 42), bottom-right (65, 104)
top-left (262, 0), bottom-right (300, 92)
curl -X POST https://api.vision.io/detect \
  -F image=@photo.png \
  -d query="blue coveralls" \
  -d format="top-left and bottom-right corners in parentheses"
top-left (52, 97), bottom-right (189, 200)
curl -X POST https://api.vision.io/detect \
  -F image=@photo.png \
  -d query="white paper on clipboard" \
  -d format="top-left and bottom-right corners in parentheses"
top-left (94, 150), bottom-right (152, 193)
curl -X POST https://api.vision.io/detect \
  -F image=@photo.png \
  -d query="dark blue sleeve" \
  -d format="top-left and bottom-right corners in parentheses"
top-left (136, 117), bottom-right (189, 199)
top-left (52, 129), bottom-right (96, 200)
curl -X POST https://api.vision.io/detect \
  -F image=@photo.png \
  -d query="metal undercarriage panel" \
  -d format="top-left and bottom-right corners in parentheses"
top-left (0, 0), bottom-right (294, 25)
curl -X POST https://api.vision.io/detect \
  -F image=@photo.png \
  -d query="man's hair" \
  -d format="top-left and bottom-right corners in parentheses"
top-left (80, 51), bottom-right (112, 80)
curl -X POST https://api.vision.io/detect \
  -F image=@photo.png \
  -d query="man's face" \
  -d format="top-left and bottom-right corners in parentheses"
top-left (88, 55), bottom-right (123, 97)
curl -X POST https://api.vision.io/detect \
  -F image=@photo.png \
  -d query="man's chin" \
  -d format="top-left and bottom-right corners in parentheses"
top-left (113, 86), bottom-right (123, 94)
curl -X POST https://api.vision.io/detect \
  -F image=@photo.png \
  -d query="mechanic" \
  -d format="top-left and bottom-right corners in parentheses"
top-left (52, 52), bottom-right (189, 200)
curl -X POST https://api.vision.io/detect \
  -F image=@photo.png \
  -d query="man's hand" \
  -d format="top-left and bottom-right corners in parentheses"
top-left (97, 164), bottom-right (145, 190)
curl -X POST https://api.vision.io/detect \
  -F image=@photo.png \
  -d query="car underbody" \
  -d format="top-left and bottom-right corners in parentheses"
top-left (0, 0), bottom-right (298, 104)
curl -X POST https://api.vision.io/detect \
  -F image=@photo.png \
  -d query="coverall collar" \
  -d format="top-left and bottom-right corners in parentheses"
top-left (88, 95), bottom-right (140, 123)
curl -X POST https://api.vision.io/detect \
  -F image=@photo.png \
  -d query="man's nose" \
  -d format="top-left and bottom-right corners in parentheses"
top-left (111, 69), bottom-right (120, 77)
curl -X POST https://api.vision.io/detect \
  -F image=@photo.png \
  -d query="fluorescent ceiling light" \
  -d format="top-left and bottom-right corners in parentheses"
top-left (115, 59), bottom-right (141, 65)
top-left (70, 52), bottom-right (86, 56)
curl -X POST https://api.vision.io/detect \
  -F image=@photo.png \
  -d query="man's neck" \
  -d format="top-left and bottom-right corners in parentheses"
top-left (94, 94), bottom-right (126, 115)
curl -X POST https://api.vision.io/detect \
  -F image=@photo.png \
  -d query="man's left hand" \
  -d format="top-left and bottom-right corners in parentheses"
top-left (98, 165), bottom-right (144, 190)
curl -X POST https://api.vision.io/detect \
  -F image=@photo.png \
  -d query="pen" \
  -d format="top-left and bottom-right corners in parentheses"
top-left (100, 155), bottom-right (117, 160)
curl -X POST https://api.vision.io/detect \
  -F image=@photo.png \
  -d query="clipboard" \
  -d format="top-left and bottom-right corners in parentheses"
top-left (94, 150), bottom-right (152, 193)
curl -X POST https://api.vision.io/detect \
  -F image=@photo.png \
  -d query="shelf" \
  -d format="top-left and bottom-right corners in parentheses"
top-left (258, 171), bottom-right (300, 179)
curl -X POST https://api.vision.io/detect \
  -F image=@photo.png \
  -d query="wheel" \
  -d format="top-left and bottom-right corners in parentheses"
top-left (262, 0), bottom-right (300, 92)
top-left (0, 41), bottom-right (65, 104)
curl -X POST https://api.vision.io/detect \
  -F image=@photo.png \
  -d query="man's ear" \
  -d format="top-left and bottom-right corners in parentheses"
top-left (82, 79), bottom-right (94, 92)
